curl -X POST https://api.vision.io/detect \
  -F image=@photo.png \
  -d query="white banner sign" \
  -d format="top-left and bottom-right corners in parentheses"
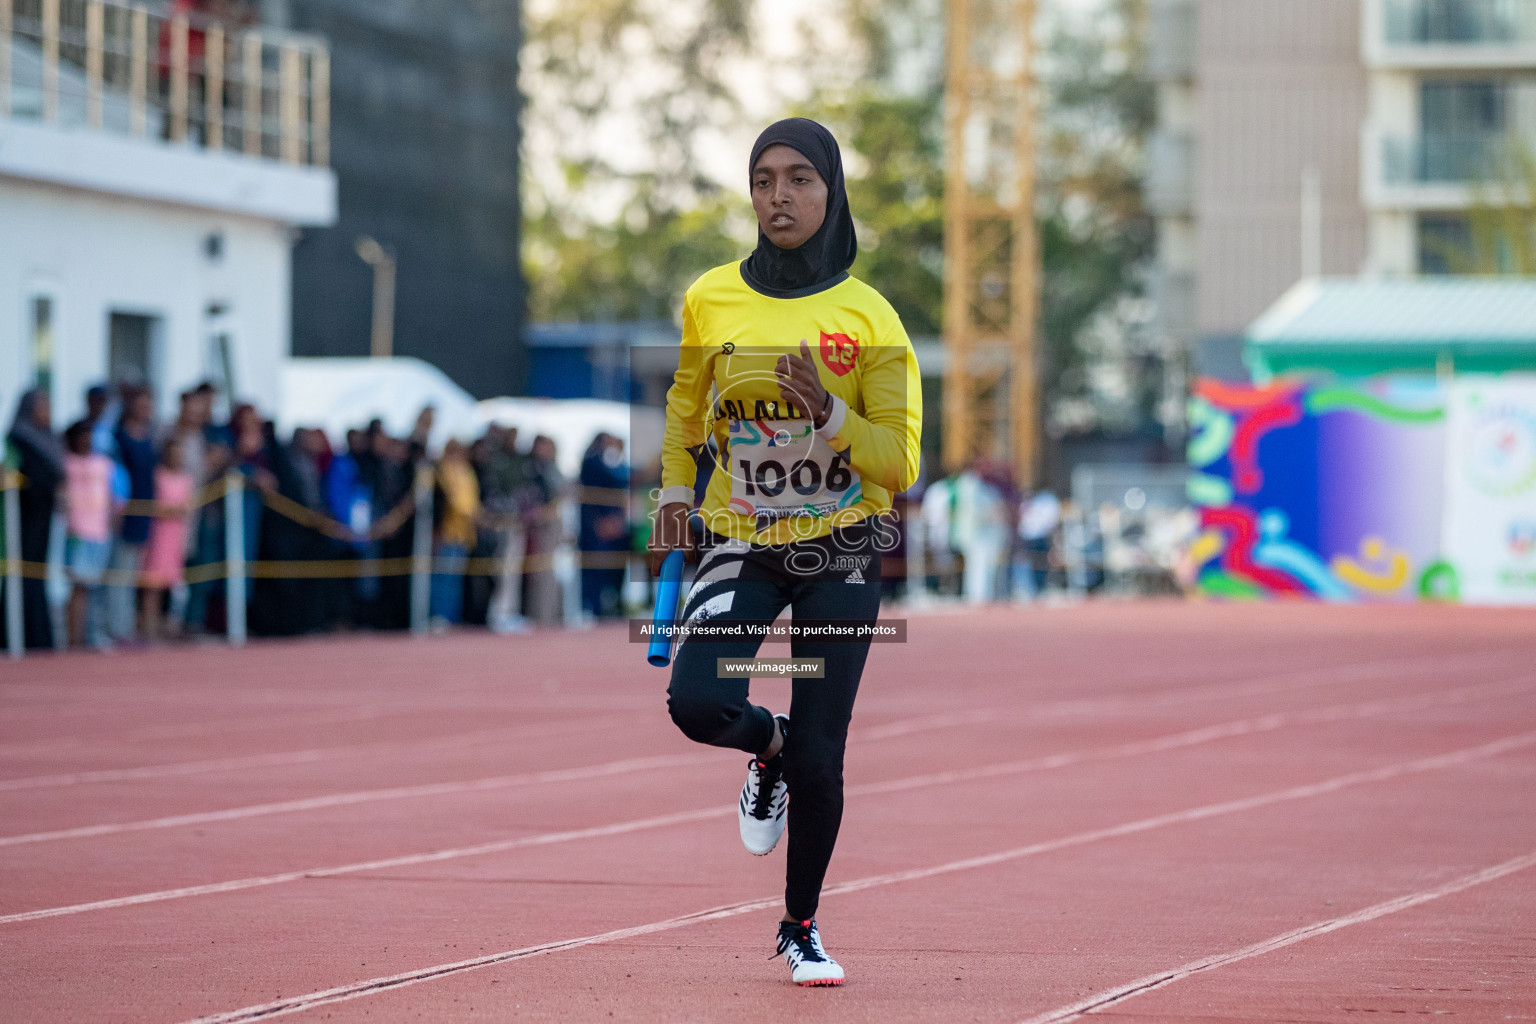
top-left (1442, 377), bottom-right (1536, 605)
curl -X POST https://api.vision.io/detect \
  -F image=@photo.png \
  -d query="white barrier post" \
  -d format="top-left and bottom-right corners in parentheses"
top-left (906, 503), bottom-right (929, 609)
top-left (556, 497), bottom-right (587, 628)
top-left (488, 518), bottom-right (526, 634)
top-left (410, 466), bottom-right (433, 636)
top-left (4, 460), bottom-right (23, 660)
top-left (1066, 505), bottom-right (1088, 600)
top-left (224, 472), bottom-right (246, 647)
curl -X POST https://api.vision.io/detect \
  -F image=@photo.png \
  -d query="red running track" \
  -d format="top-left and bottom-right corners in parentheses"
top-left (2, 601), bottom-right (1534, 1023)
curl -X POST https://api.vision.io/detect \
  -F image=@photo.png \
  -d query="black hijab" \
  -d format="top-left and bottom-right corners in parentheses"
top-left (740, 118), bottom-right (858, 298)
top-left (8, 388), bottom-right (63, 474)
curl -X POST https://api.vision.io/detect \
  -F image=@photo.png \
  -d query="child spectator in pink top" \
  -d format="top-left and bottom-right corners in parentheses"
top-left (140, 436), bottom-right (195, 640)
top-left (62, 421), bottom-right (116, 648)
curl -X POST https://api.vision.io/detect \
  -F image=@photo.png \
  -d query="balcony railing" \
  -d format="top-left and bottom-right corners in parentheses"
top-left (1381, 130), bottom-right (1530, 183)
top-left (0, 0), bottom-right (328, 166)
top-left (1384, 0), bottom-right (1536, 44)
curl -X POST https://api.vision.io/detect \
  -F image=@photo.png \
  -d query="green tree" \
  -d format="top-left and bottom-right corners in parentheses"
top-left (814, 0), bottom-right (1157, 434)
top-left (525, 193), bottom-right (752, 322)
top-left (521, 0), bottom-right (756, 321)
top-left (803, 87), bottom-right (946, 336)
top-left (1424, 144), bottom-right (1536, 274)
top-left (525, 0), bottom-right (950, 328)
top-left (1036, 0), bottom-right (1156, 432)
top-left (801, 0), bottom-right (946, 334)
top-left (525, 0), bottom-right (1158, 446)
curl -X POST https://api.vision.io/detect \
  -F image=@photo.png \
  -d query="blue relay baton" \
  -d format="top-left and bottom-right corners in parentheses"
top-left (647, 549), bottom-right (685, 667)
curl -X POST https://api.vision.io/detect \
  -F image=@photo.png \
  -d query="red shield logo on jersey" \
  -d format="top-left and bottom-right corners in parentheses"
top-left (818, 331), bottom-right (859, 377)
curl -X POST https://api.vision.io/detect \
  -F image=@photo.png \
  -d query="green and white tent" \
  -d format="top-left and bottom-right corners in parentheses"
top-left (1245, 277), bottom-right (1536, 380)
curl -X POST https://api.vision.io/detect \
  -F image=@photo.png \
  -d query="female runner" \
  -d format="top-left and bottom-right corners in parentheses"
top-left (648, 117), bottom-right (922, 986)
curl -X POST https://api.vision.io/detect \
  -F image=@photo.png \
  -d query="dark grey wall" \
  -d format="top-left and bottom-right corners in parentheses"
top-left (274, 0), bottom-right (524, 398)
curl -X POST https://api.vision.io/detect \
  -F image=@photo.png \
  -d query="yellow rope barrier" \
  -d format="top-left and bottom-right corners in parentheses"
top-left (243, 557), bottom-right (416, 580)
top-left (257, 487), bottom-right (422, 541)
top-left (194, 475), bottom-right (233, 507)
top-left (182, 561), bottom-right (231, 586)
top-left (257, 488), bottom-right (633, 541)
top-left (2, 464), bottom-right (649, 588)
top-left (365, 492), bottom-right (418, 540)
top-left (0, 473), bottom-right (633, 514)
top-left (6, 548), bottom-right (648, 585)
top-left (1, 473), bottom-right (228, 514)
top-left (257, 488), bottom-right (357, 541)
top-left (575, 485), bottom-right (630, 508)
top-left (5, 551), bottom-right (927, 586)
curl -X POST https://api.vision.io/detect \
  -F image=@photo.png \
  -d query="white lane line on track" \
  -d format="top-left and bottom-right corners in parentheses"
top-left (0, 706), bottom-right (403, 757)
top-left (166, 730), bottom-right (1536, 1024)
top-left (0, 644), bottom-right (1509, 811)
top-left (6, 677), bottom-right (1528, 925)
top-left (0, 713), bottom-right (643, 793)
top-left (0, 692), bottom-right (657, 755)
top-left (850, 676), bottom-right (1535, 799)
top-left (1013, 850), bottom-right (1536, 1024)
top-left (0, 706), bottom-right (992, 794)
top-left (0, 647), bottom-right (1504, 764)
top-left (0, 695), bottom-right (657, 756)
top-left (1089, 650), bottom-right (1523, 714)
top-left (0, 704), bottom-right (1022, 845)
top-left (0, 752), bottom-right (721, 848)
top-left (5, 671), bottom-right (1528, 848)
top-left (0, 804), bottom-right (735, 925)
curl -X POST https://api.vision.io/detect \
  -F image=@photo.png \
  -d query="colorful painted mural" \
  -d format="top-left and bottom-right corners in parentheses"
top-left (1187, 378), bottom-right (1450, 601)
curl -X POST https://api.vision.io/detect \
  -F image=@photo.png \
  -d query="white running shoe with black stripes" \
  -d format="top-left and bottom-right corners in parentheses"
top-left (774, 918), bottom-right (845, 986)
top-left (738, 714), bottom-right (789, 856)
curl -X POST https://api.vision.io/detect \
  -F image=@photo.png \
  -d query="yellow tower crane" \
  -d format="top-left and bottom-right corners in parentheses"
top-left (942, 0), bottom-right (1039, 486)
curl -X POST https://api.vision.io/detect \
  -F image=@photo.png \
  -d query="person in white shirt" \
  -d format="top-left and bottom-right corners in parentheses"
top-left (953, 469), bottom-right (1009, 604)
top-left (1016, 489), bottom-right (1061, 599)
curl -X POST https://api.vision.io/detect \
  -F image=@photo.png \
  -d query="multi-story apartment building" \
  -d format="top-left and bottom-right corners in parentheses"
top-left (1148, 0), bottom-right (1536, 380)
top-left (1364, 0), bottom-right (1536, 273)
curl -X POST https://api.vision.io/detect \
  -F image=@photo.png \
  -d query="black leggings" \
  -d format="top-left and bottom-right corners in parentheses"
top-left (667, 521), bottom-right (883, 921)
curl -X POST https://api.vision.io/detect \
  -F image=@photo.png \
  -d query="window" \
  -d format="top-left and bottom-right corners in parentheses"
top-left (28, 295), bottom-right (54, 396)
top-left (205, 304), bottom-right (236, 419)
top-left (1419, 81), bottom-right (1510, 180)
top-left (1421, 80), bottom-right (1506, 136)
top-left (1419, 214), bottom-right (1473, 274)
top-left (108, 312), bottom-right (160, 388)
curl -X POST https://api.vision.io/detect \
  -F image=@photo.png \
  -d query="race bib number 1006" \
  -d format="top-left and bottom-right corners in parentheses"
top-left (726, 418), bottom-right (862, 524)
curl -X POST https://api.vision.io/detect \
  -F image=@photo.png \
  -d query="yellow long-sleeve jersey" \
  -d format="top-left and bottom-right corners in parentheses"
top-left (659, 261), bottom-right (922, 545)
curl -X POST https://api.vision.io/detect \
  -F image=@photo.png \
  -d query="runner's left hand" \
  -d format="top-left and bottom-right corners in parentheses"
top-left (776, 339), bottom-right (829, 425)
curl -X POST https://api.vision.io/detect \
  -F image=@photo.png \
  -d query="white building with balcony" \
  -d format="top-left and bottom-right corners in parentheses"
top-left (1363, 0), bottom-right (1536, 273)
top-left (0, 0), bottom-right (336, 427)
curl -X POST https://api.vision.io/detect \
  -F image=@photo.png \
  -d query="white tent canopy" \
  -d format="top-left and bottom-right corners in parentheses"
top-left (474, 397), bottom-right (664, 479)
top-left (279, 357), bottom-right (663, 477)
top-left (278, 357), bottom-right (479, 452)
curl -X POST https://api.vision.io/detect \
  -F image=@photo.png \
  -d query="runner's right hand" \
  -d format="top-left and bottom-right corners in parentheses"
top-left (647, 502), bottom-right (699, 576)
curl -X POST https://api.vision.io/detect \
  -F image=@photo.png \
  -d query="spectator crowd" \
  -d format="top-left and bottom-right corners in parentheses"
top-left (2, 384), bottom-right (635, 652)
top-left (912, 461), bottom-right (1194, 602)
top-left (2, 384), bottom-right (1199, 654)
